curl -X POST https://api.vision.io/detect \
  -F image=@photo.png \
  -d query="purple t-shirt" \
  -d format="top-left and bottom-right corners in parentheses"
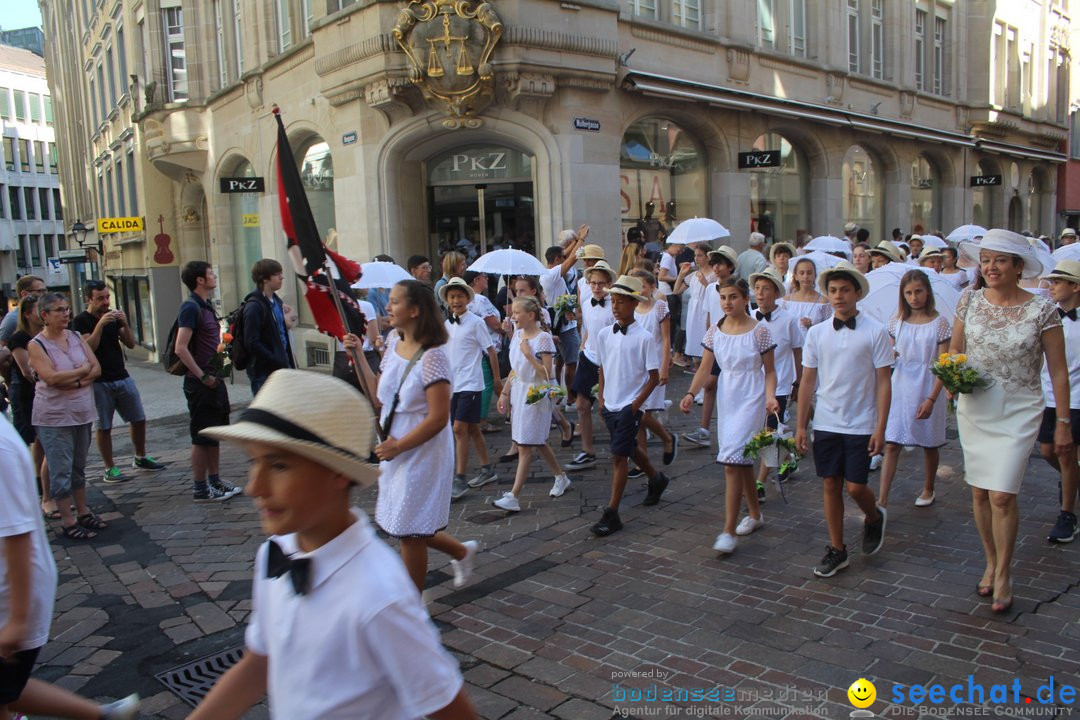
top-left (177, 294), bottom-right (221, 378)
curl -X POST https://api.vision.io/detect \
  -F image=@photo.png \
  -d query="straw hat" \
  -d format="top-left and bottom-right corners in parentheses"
top-left (608, 274), bottom-right (647, 302)
top-left (437, 276), bottom-right (474, 304)
top-left (201, 370), bottom-right (379, 486)
top-left (868, 241), bottom-right (905, 264)
top-left (1043, 260), bottom-right (1080, 284)
top-left (768, 242), bottom-right (796, 263)
top-left (577, 244), bottom-right (606, 261)
top-left (708, 245), bottom-right (738, 268)
top-left (958, 228), bottom-right (1045, 279)
top-left (818, 261), bottom-right (870, 297)
top-left (843, 222), bottom-right (859, 235)
top-left (749, 267), bottom-right (786, 295)
top-left (917, 246), bottom-right (944, 262)
top-left (1061, 227), bottom-right (1078, 239)
top-left (584, 260), bottom-right (617, 283)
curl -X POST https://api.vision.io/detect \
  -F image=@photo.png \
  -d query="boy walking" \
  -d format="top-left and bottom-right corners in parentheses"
top-left (191, 371), bottom-right (474, 719)
top-left (593, 275), bottom-right (670, 536)
top-left (795, 262), bottom-right (891, 577)
top-left (566, 261), bottom-right (617, 471)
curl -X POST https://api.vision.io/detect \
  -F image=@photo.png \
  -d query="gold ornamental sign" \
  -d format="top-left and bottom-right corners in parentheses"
top-left (393, 0), bottom-right (503, 127)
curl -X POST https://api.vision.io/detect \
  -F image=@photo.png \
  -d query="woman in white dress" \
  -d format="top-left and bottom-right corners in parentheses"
top-left (631, 269), bottom-right (677, 465)
top-left (681, 278), bottom-right (779, 556)
top-left (939, 247), bottom-right (968, 291)
top-left (493, 296), bottom-right (571, 511)
top-left (349, 280), bottom-right (478, 592)
top-left (951, 230), bottom-right (1072, 614)
top-left (780, 257), bottom-right (830, 340)
top-left (879, 271), bottom-right (951, 509)
top-left (673, 244), bottom-right (716, 369)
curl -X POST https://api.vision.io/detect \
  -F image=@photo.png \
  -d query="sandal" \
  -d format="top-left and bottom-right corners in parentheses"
top-left (61, 523), bottom-right (97, 540)
top-left (77, 513), bottom-right (108, 531)
top-left (42, 507), bottom-right (61, 520)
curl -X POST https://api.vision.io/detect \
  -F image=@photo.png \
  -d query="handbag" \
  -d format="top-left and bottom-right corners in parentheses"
top-left (760, 413), bottom-right (790, 468)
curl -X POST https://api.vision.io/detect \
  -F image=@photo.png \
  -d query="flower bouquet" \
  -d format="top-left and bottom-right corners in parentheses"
top-left (526, 383), bottom-right (567, 405)
top-left (553, 293), bottom-right (578, 318)
top-left (208, 332), bottom-right (234, 378)
top-left (743, 427), bottom-right (801, 476)
top-left (931, 353), bottom-right (989, 411)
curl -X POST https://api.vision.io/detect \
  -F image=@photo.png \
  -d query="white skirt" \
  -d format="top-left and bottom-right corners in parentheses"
top-left (956, 382), bottom-right (1042, 495)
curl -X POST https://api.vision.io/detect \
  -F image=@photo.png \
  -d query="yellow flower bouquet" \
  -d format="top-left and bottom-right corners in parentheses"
top-left (930, 353), bottom-right (989, 395)
top-left (525, 383), bottom-right (567, 405)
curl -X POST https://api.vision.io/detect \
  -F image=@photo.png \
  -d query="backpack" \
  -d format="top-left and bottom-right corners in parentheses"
top-left (225, 300), bottom-right (252, 371)
top-left (162, 300), bottom-right (199, 376)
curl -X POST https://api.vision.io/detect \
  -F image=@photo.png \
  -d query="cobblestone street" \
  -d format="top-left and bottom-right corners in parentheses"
top-left (29, 366), bottom-right (1080, 719)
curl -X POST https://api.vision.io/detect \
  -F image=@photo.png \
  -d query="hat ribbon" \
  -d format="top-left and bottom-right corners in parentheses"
top-left (237, 408), bottom-right (366, 461)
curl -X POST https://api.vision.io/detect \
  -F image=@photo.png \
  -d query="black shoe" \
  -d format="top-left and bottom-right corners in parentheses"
top-left (642, 473), bottom-right (670, 507)
top-left (193, 485), bottom-right (233, 503)
top-left (590, 506), bottom-right (623, 536)
top-left (813, 545), bottom-right (849, 577)
top-left (1048, 510), bottom-right (1079, 543)
top-left (565, 452), bottom-right (597, 471)
top-left (497, 451), bottom-right (519, 464)
top-left (561, 421), bottom-right (576, 448)
top-left (628, 466), bottom-right (646, 479)
top-left (778, 458), bottom-right (797, 483)
top-left (662, 434), bottom-right (678, 465)
top-left (863, 505), bottom-right (887, 556)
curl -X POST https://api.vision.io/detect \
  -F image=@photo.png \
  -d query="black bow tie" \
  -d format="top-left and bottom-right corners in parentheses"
top-left (833, 316), bottom-right (857, 331)
top-left (756, 310), bottom-right (772, 322)
top-left (612, 323), bottom-right (629, 335)
top-left (592, 297), bottom-right (607, 308)
top-left (266, 540), bottom-right (311, 596)
top-left (1060, 308), bottom-right (1078, 321)
top-left (447, 315), bottom-right (460, 325)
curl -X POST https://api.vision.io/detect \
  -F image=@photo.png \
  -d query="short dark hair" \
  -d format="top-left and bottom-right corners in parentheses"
top-left (181, 261), bottom-right (212, 291)
top-left (374, 254), bottom-right (395, 263)
top-left (251, 258), bottom-right (284, 288)
top-left (545, 246), bottom-right (563, 264)
top-left (825, 270), bottom-right (861, 293)
top-left (83, 279), bottom-right (107, 299)
top-left (892, 228), bottom-right (903, 240)
top-left (717, 277), bottom-right (750, 298)
top-left (463, 270), bottom-right (482, 286)
top-left (856, 228), bottom-right (870, 244)
top-left (394, 280), bottom-right (448, 349)
top-left (626, 227), bottom-right (644, 243)
top-left (406, 255), bottom-right (430, 272)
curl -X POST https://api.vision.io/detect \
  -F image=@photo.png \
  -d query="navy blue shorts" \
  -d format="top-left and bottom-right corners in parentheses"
top-left (813, 430), bottom-right (871, 485)
top-left (1037, 407), bottom-right (1080, 445)
top-left (571, 355), bottom-right (600, 403)
top-left (602, 405), bottom-right (644, 458)
top-left (766, 396), bottom-right (790, 428)
top-left (0, 646), bottom-right (40, 704)
top-left (451, 391), bottom-right (483, 424)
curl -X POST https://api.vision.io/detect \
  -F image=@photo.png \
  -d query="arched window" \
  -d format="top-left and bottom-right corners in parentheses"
top-left (972, 158), bottom-right (999, 229)
top-left (749, 132), bottom-right (808, 244)
top-left (910, 155), bottom-right (940, 234)
top-left (292, 135), bottom-right (335, 328)
top-left (224, 157), bottom-right (260, 297)
top-left (842, 144), bottom-right (883, 243)
top-left (620, 117), bottom-right (705, 236)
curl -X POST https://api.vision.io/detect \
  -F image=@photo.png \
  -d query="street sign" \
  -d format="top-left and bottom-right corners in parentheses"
top-left (58, 250), bottom-right (87, 264)
top-left (219, 177), bottom-right (265, 193)
top-left (97, 216), bottom-right (144, 233)
top-left (738, 150), bottom-right (782, 169)
top-left (572, 117), bottom-right (601, 132)
top-left (971, 175), bottom-right (1002, 187)
top-left (342, 131), bottom-right (358, 145)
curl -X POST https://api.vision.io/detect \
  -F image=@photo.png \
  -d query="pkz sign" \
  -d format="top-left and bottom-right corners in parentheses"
top-left (738, 150), bottom-right (782, 169)
top-left (970, 175), bottom-right (1003, 187)
top-left (219, 177), bottom-right (266, 193)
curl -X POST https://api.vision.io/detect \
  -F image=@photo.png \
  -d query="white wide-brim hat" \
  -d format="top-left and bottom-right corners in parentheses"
top-left (608, 274), bottom-right (647, 302)
top-left (958, 228), bottom-right (1045, 279)
top-left (201, 370), bottom-right (379, 486)
top-left (438, 276), bottom-right (475, 304)
top-left (584, 260), bottom-right (617, 283)
top-left (749, 267), bottom-right (786, 295)
top-left (818, 261), bottom-right (870, 297)
top-left (1043, 259), bottom-right (1080, 284)
top-left (707, 245), bottom-right (738, 268)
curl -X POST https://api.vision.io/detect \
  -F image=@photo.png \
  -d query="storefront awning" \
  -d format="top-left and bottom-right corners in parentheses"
top-left (974, 139), bottom-right (1067, 164)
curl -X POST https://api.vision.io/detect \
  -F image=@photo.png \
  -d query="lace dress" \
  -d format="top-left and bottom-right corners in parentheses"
top-left (955, 290), bottom-right (1060, 493)
top-left (704, 321), bottom-right (775, 465)
top-left (375, 339), bottom-right (454, 537)
top-left (779, 296), bottom-right (831, 341)
top-left (508, 330), bottom-right (557, 446)
top-left (636, 299), bottom-right (670, 411)
top-left (885, 316), bottom-right (951, 448)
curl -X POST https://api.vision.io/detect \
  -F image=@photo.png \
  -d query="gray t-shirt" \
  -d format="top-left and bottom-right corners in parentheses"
top-left (0, 310), bottom-right (17, 344)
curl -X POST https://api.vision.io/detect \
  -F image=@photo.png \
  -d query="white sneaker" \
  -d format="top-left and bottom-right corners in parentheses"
top-left (450, 540), bottom-right (479, 588)
top-left (712, 532), bottom-right (737, 554)
top-left (869, 454), bottom-right (883, 471)
top-left (681, 427), bottom-right (711, 447)
top-left (736, 514), bottom-right (765, 536)
top-left (100, 694), bottom-right (140, 720)
top-left (493, 492), bottom-right (521, 512)
top-left (549, 474), bottom-right (572, 497)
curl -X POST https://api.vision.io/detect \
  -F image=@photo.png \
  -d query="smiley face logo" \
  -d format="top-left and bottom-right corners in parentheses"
top-left (848, 678), bottom-right (876, 708)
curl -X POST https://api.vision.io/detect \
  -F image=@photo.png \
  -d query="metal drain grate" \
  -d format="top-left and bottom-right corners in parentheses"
top-left (156, 645), bottom-right (245, 706)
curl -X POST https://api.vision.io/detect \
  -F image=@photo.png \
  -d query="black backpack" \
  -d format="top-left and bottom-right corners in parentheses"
top-left (225, 300), bottom-right (252, 371)
top-left (163, 301), bottom-right (198, 376)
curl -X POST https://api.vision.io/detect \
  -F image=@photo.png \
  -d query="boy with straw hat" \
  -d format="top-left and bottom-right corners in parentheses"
top-left (190, 370), bottom-right (475, 720)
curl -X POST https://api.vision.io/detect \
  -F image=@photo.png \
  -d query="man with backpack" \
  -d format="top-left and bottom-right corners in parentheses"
top-left (172, 261), bottom-right (242, 503)
top-left (239, 259), bottom-right (295, 394)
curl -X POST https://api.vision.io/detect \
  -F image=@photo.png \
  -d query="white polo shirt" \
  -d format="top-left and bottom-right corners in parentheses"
top-left (580, 291), bottom-right (615, 365)
top-left (595, 320), bottom-right (660, 411)
top-left (445, 311), bottom-right (493, 393)
top-left (705, 281), bottom-right (724, 326)
top-left (1043, 307), bottom-right (1080, 409)
top-left (756, 305), bottom-right (803, 396)
top-left (540, 265), bottom-right (577, 331)
top-left (468, 294), bottom-right (502, 350)
top-left (802, 312), bottom-right (893, 435)
top-left (245, 510), bottom-right (462, 719)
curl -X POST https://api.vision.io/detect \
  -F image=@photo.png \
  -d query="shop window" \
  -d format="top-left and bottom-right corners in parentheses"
top-left (910, 155), bottom-right (940, 234)
top-left (620, 117), bottom-right (705, 236)
top-left (842, 144), bottom-right (883, 243)
top-left (225, 158), bottom-right (263, 301)
top-left (749, 132), bottom-right (808, 244)
top-left (972, 159), bottom-right (999, 229)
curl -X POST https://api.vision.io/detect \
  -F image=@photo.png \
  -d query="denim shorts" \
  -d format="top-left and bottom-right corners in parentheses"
top-left (558, 327), bottom-right (581, 365)
top-left (93, 377), bottom-right (146, 430)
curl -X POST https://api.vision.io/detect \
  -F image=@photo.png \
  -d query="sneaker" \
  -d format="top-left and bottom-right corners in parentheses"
top-left (100, 694), bottom-right (140, 720)
top-left (756, 482), bottom-right (766, 502)
top-left (642, 473), bottom-right (669, 507)
top-left (467, 466), bottom-right (498, 488)
top-left (712, 532), bottom-right (737, 554)
top-left (132, 455), bottom-right (166, 471)
top-left (451, 477), bottom-right (469, 500)
top-left (736, 514), bottom-right (764, 536)
top-left (210, 478), bottom-right (243, 499)
top-left (663, 434), bottom-right (679, 465)
top-left (778, 458), bottom-right (797, 483)
top-left (493, 492), bottom-right (520, 512)
top-left (193, 485), bottom-right (233, 502)
top-left (814, 545), bottom-right (850, 577)
top-left (549, 474), bottom-right (572, 497)
top-left (681, 428), bottom-right (711, 447)
top-left (102, 467), bottom-right (127, 484)
top-left (863, 505), bottom-right (887, 556)
top-left (1048, 510), bottom-right (1079, 543)
top-left (628, 466), bottom-right (646, 479)
top-left (450, 540), bottom-right (479, 588)
top-left (564, 452), bottom-right (597, 471)
top-left (869, 454), bottom-right (883, 471)
top-left (590, 506), bottom-right (623, 536)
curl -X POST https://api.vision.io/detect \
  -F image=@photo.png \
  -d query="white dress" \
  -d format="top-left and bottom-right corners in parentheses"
top-left (885, 316), bottom-right (951, 448)
top-left (683, 272), bottom-right (714, 358)
top-left (939, 270), bottom-right (967, 292)
top-left (509, 330), bottom-right (557, 446)
top-left (636, 299), bottom-right (670, 411)
top-left (704, 321), bottom-right (775, 465)
top-left (375, 339), bottom-right (454, 537)
top-left (779, 296), bottom-right (831, 341)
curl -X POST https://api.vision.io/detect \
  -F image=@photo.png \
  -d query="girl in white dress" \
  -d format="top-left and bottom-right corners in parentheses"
top-left (780, 257), bottom-right (830, 340)
top-left (878, 270), bottom-right (951, 509)
top-left (630, 269), bottom-right (678, 465)
top-left (680, 278), bottom-right (779, 556)
top-left (673, 244), bottom-right (716, 368)
top-left (939, 247), bottom-right (969, 291)
top-left (348, 280), bottom-right (478, 592)
top-left (493, 296), bottom-right (572, 511)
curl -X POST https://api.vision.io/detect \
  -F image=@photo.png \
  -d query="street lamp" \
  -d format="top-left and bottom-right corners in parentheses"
top-left (71, 219), bottom-right (102, 253)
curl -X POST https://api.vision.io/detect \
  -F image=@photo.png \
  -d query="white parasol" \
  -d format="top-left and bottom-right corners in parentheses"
top-left (920, 235), bottom-right (948, 249)
top-left (351, 261), bottom-right (412, 289)
top-left (1052, 243), bottom-right (1080, 262)
top-left (793, 250), bottom-right (844, 277)
top-left (665, 217), bottom-right (730, 245)
top-left (946, 224), bottom-right (988, 244)
top-left (467, 248), bottom-right (547, 276)
top-left (805, 235), bottom-right (852, 258)
top-left (859, 265), bottom-right (961, 323)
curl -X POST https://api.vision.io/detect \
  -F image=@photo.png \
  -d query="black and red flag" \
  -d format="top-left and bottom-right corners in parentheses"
top-left (273, 106), bottom-right (364, 340)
